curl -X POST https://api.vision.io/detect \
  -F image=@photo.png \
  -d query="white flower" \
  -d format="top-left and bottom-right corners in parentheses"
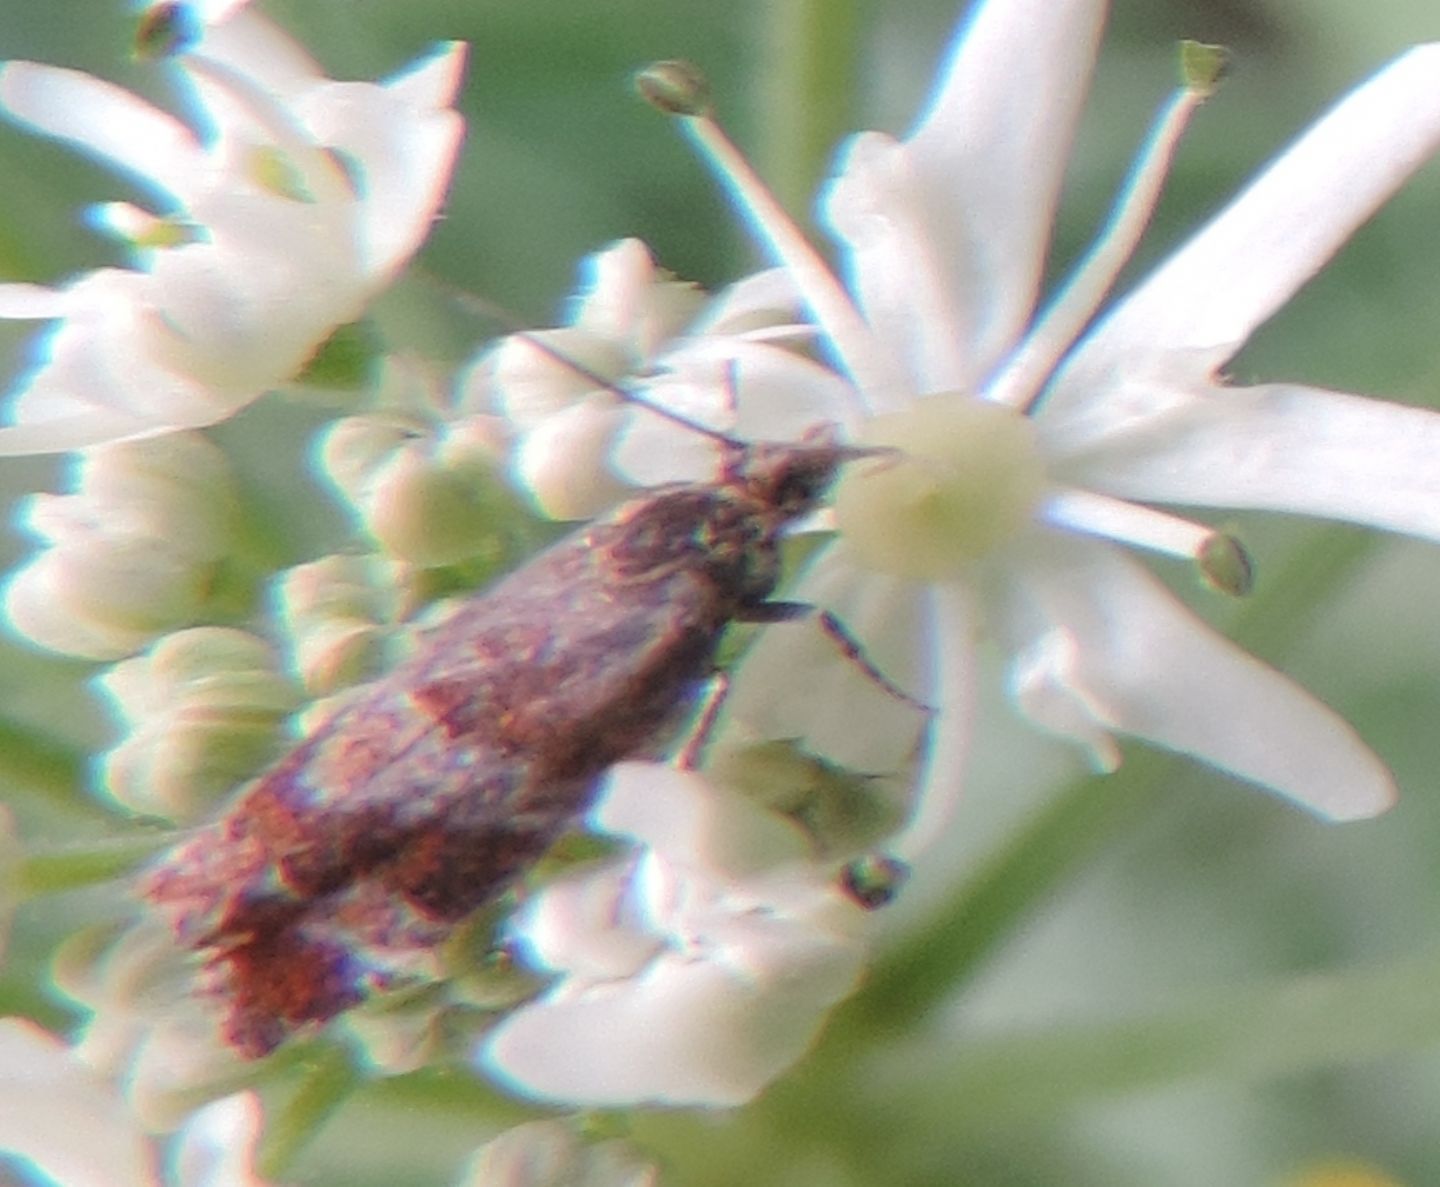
top-left (166, 1094), bottom-right (273, 1187)
top-left (481, 762), bottom-right (867, 1107)
top-left (638, 0), bottom-right (1440, 834)
top-left (0, 1017), bottom-right (271, 1187)
top-left (0, 6), bottom-right (466, 454)
top-left (482, 237), bottom-right (854, 518)
top-left (4, 432), bottom-right (238, 660)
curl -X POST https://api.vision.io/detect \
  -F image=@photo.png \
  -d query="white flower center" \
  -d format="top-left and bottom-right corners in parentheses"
top-left (833, 397), bottom-right (1045, 579)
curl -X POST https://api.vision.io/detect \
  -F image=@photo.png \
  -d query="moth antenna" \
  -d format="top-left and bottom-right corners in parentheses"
top-left (508, 331), bottom-right (747, 450)
top-left (417, 271), bottom-right (748, 450)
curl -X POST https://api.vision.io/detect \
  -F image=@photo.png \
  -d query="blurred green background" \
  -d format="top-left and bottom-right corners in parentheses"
top-left (3, 1), bottom-right (1440, 1184)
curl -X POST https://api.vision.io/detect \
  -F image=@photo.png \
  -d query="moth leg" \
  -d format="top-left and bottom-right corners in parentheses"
top-left (740, 599), bottom-right (811, 624)
top-left (673, 671), bottom-right (731, 770)
top-left (815, 609), bottom-right (933, 713)
top-left (742, 600), bottom-right (932, 712)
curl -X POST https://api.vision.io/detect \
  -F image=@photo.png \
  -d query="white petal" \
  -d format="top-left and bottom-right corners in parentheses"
top-left (297, 46), bottom-right (467, 283)
top-left (722, 540), bottom-right (932, 775)
top-left (483, 914), bottom-right (862, 1107)
top-left (381, 38), bottom-right (468, 110)
top-left (168, 1092), bottom-right (271, 1187)
top-left (824, 0), bottom-right (1106, 389)
top-left (144, 204), bottom-right (363, 392)
top-left (0, 414), bottom-right (176, 455)
top-left (0, 1019), bottom-right (158, 1187)
top-left (1055, 43), bottom-right (1440, 396)
top-left (1, 274), bottom-right (260, 445)
top-left (598, 762), bottom-right (813, 877)
top-left (1008, 623), bottom-right (1124, 772)
top-left (0, 62), bottom-right (202, 203)
top-left (0, 282), bottom-right (75, 319)
top-left (572, 238), bottom-right (703, 353)
top-left (890, 582), bottom-right (976, 859)
top-left (1012, 540), bottom-right (1396, 820)
top-left (691, 267), bottom-right (803, 335)
top-left (184, 0), bottom-right (255, 22)
top-left (1055, 381), bottom-right (1440, 543)
top-left (510, 858), bottom-right (662, 979)
top-left (190, 8), bottom-right (326, 100)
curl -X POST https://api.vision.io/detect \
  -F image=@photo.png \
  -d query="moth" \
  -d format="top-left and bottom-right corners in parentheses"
top-left (143, 388), bottom-right (875, 1056)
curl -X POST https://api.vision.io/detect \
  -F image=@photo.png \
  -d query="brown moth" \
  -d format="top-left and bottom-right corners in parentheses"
top-left (142, 410), bottom-right (868, 1057)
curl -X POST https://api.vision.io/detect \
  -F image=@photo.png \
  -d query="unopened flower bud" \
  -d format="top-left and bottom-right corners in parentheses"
top-left (513, 395), bottom-right (633, 520)
top-left (77, 433), bottom-right (237, 564)
top-left (95, 628), bottom-right (298, 820)
top-left (4, 434), bottom-right (237, 660)
top-left (319, 413), bottom-right (521, 567)
top-left (272, 554), bottom-right (415, 694)
top-left (6, 536), bottom-right (211, 661)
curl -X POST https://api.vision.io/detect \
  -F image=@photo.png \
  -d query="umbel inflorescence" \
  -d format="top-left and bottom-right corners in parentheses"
top-left (1, 0), bottom-right (1440, 1182)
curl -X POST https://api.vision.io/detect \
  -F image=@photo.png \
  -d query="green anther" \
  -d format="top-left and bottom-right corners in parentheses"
top-left (134, 2), bottom-right (200, 61)
top-left (247, 145), bottom-right (314, 203)
top-left (1179, 41), bottom-right (1230, 98)
top-left (635, 60), bottom-right (714, 118)
top-left (1198, 530), bottom-right (1254, 597)
top-left (841, 853), bottom-right (911, 910)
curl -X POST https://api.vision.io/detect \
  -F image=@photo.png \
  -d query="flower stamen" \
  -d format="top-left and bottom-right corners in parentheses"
top-left (986, 42), bottom-right (1227, 414)
top-left (1042, 487), bottom-right (1252, 595)
top-left (636, 60), bottom-right (893, 404)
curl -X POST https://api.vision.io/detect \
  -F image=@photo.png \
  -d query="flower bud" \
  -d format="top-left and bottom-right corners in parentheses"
top-left (319, 413), bottom-right (521, 567)
top-left (94, 628), bottom-right (298, 820)
top-left (272, 553), bottom-right (415, 695)
top-left (512, 395), bottom-right (632, 520)
top-left (4, 433), bottom-right (237, 660)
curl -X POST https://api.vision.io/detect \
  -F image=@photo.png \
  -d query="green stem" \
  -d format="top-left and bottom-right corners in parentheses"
top-left (753, 0), bottom-right (865, 225)
top-left (0, 716), bottom-right (85, 803)
top-left (15, 832), bottom-right (172, 896)
top-left (884, 947), bottom-right (1440, 1135)
top-left (257, 1045), bottom-right (362, 1179)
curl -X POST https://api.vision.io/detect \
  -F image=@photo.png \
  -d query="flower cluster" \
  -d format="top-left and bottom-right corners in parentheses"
top-left (2, 0), bottom-right (1440, 1180)
top-left (0, 3), bottom-right (465, 454)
